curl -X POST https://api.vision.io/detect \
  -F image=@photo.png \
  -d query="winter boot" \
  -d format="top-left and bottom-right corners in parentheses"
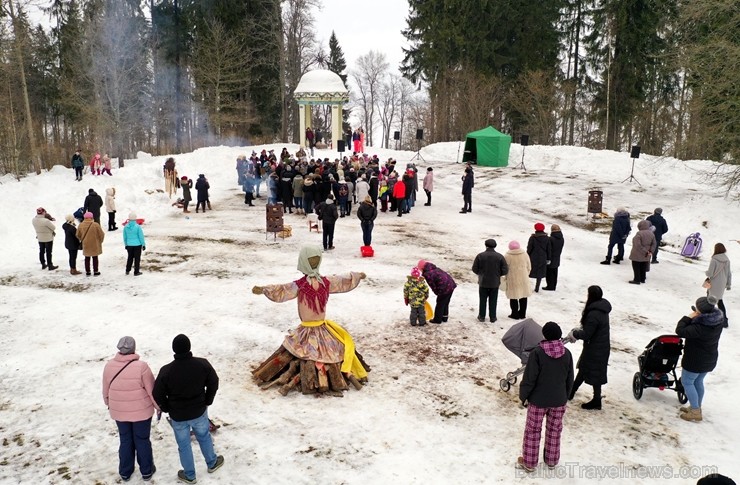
top-left (48, 264), bottom-right (58, 271)
top-left (207, 201), bottom-right (212, 210)
top-left (581, 397), bottom-right (602, 410)
top-left (600, 258), bottom-right (610, 265)
top-left (680, 408), bottom-right (702, 422)
top-left (516, 457), bottom-right (535, 473)
top-left (70, 268), bottom-right (81, 275)
top-left (612, 257), bottom-right (622, 264)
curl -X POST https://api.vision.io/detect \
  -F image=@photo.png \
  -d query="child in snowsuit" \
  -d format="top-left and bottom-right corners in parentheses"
top-left (404, 267), bottom-right (429, 326)
top-left (180, 176), bottom-right (193, 213)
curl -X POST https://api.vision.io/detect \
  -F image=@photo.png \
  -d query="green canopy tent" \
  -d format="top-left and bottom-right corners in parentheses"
top-left (461, 126), bottom-right (512, 167)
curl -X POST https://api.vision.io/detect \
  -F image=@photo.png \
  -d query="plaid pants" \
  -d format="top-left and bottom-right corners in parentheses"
top-left (522, 403), bottom-right (566, 468)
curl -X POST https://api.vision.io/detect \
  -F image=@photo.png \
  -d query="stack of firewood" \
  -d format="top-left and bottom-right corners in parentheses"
top-left (253, 346), bottom-right (370, 397)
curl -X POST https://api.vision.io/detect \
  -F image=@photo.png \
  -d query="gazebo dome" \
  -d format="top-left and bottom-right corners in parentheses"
top-left (295, 69), bottom-right (348, 95)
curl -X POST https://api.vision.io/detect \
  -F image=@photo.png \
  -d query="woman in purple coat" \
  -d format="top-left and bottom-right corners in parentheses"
top-left (418, 260), bottom-right (457, 323)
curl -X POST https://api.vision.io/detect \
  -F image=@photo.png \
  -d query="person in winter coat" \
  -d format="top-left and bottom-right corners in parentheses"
top-left (306, 127), bottom-right (315, 156)
top-left (404, 267), bottom-right (430, 326)
top-left (280, 165), bottom-right (295, 213)
top-left (153, 335), bottom-right (224, 483)
top-left (368, 172), bottom-right (379, 206)
top-left (90, 153), bottom-right (102, 175)
top-left (344, 177), bottom-right (355, 215)
top-left (302, 176), bottom-right (316, 215)
top-left (76, 211), bottom-right (105, 276)
top-left (195, 174), bottom-right (210, 213)
top-left (646, 208), bottom-right (668, 263)
top-left (460, 166), bottom-right (474, 213)
top-left (102, 336), bottom-right (159, 482)
top-left (544, 224), bottom-right (564, 291)
top-left (378, 179), bottom-right (389, 212)
top-left (601, 207), bottom-right (631, 264)
top-left (565, 285), bottom-right (611, 410)
top-left (180, 176), bottom-right (193, 213)
top-left (503, 241), bottom-right (533, 319)
top-left (472, 239), bottom-right (509, 323)
top-left (71, 149), bottom-right (85, 181)
top-left (517, 322), bottom-right (574, 473)
top-left (292, 173), bottom-right (305, 214)
top-left (84, 188), bottom-right (104, 224)
top-left (705, 243), bottom-right (732, 327)
top-left (337, 180), bottom-right (350, 217)
top-left (402, 170), bottom-right (414, 213)
top-left (392, 175), bottom-right (406, 217)
top-left (422, 167), bottom-right (433, 206)
top-left (628, 220), bottom-right (657, 284)
top-left (62, 214), bottom-right (82, 275)
top-left (316, 195), bottom-right (339, 250)
top-left (675, 296), bottom-right (725, 422)
top-left (123, 213), bottom-right (146, 276)
top-left (105, 187), bottom-right (118, 231)
top-left (355, 175), bottom-right (370, 208)
top-left (32, 207), bottom-right (58, 271)
top-left (101, 153), bottom-right (113, 176)
top-left (418, 260), bottom-right (457, 324)
top-left (357, 196), bottom-right (378, 247)
top-left (527, 222), bottom-right (551, 292)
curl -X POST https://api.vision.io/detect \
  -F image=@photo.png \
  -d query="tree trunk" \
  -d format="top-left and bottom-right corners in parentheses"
top-left (7, 0), bottom-right (42, 175)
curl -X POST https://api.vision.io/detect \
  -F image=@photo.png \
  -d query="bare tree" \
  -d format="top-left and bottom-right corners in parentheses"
top-left (351, 51), bottom-right (388, 148)
top-left (282, 0), bottom-right (319, 142)
top-left (3, 0), bottom-right (42, 174)
top-left (377, 74), bottom-right (415, 148)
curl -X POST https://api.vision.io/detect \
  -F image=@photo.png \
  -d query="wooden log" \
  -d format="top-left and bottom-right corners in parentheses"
top-left (259, 359), bottom-right (299, 390)
top-left (316, 363), bottom-right (329, 393)
top-left (347, 374), bottom-right (363, 391)
top-left (278, 374), bottom-right (301, 396)
top-left (356, 351), bottom-right (371, 372)
top-left (253, 346), bottom-right (294, 382)
top-left (300, 360), bottom-right (318, 394)
top-left (326, 363), bottom-right (349, 391)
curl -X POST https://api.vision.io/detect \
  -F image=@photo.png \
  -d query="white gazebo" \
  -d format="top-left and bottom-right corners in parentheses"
top-left (294, 69), bottom-right (349, 151)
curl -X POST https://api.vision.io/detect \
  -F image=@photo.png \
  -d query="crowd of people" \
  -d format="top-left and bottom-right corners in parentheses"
top-left (31, 144), bottom-right (734, 483)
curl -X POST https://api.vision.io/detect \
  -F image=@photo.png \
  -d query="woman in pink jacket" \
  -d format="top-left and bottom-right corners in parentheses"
top-left (102, 336), bottom-right (159, 482)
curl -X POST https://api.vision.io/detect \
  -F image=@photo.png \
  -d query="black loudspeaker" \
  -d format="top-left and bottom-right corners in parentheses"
top-left (630, 145), bottom-right (641, 158)
top-left (337, 140), bottom-right (345, 153)
top-left (394, 131), bottom-right (401, 141)
top-left (521, 134), bottom-right (529, 146)
top-left (416, 129), bottom-right (424, 140)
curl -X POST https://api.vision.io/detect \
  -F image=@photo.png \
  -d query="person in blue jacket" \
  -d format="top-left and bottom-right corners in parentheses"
top-left (601, 207), bottom-right (631, 264)
top-left (123, 212), bottom-right (146, 275)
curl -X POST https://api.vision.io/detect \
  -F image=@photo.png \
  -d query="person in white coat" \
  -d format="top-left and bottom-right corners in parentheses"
top-left (355, 175), bottom-right (370, 205)
top-left (32, 207), bottom-right (58, 271)
top-left (503, 240), bottom-right (533, 319)
top-left (423, 167), bottom-right (433, 206)
top-left (706, 243), bottom-right (732, 327)
top-left (105, 187), bottom-right (118, 231)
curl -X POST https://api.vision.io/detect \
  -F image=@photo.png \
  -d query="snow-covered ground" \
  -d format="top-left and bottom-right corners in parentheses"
top-left (0, 141), bottom-right (737, 485)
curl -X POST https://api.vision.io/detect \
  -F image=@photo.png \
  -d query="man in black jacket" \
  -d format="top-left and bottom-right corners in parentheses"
top-left (83, 188), bottom-right (104, 224)
top-left (646, 207), bottom-right (668, 263)
top-left (471, 239), bottom-right (508, 322)
top-left (153, 334), bottom-right (223, 484)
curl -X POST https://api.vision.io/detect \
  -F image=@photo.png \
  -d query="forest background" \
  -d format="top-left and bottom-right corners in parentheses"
top-left (0, 0), bottom-right (736, 186)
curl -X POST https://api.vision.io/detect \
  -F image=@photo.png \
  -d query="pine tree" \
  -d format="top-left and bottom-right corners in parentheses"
top-left (327, 31), bottom-right (350, 130)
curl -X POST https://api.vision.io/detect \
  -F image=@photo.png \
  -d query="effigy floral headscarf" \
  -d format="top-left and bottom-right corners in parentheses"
top-left (297, 245), bottom-right (323, 280)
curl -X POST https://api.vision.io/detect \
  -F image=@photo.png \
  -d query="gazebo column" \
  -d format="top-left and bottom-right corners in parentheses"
top-left (304, 104), bottom-right (313, 147)
top-left (298, 103), bottom-right (307, 148)
top-left (331, 104), bottom-right (341, 151)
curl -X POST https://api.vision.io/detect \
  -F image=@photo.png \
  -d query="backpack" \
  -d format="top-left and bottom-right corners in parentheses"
top-left (339, 185), bottom-right (348, 197)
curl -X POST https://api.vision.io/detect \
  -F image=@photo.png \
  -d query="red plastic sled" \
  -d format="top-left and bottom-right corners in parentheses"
top-left (361, 245), bottom-right (374, 257)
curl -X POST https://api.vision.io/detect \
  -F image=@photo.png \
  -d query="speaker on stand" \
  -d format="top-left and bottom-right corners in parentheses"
top-left (622, 145), bottom-right (641, 185)
top-left (337, 140), bottom-right (345, 156)
top-left (515, 134), bottom-right (529, 171)
top-left (394, 130), bottom-right (400, 151)
top-left (411, 129), bottom-right (426, 162)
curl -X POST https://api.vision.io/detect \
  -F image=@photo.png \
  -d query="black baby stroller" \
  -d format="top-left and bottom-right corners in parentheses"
top-left (632, 334), bottom-right (688, 403)
top-left (499, 318), bottom-right (544, 392)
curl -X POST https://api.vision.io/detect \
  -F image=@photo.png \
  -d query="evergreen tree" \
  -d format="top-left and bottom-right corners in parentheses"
top-left (327, 31), bottom-right (350, 130)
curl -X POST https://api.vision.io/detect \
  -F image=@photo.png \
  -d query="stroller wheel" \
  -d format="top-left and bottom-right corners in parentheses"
top-left (677, 378), bottom-right (688, 404)
top-left (500, 379), bottom-right (511, 392)
top-left (632, 372), bottom-right (644, 400)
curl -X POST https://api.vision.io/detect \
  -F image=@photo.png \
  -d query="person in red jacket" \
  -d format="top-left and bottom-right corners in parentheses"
top-left (392, 175), bottom-right (406, 217)
top-left (102, 336), bottom-right (160, 482)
